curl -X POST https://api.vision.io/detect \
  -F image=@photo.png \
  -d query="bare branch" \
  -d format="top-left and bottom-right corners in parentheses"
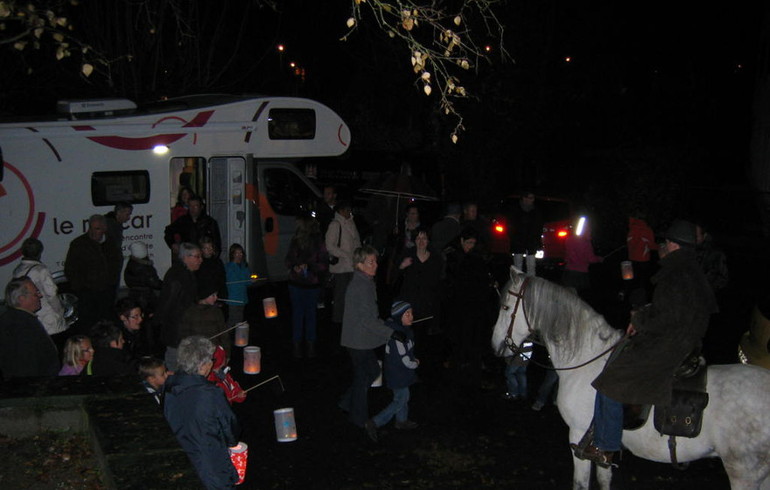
top-left (346, 0), bottom-right (508, 142)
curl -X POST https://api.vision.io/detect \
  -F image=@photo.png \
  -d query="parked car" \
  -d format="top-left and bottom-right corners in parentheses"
top-left (487, 194), bottom-right (573, 270)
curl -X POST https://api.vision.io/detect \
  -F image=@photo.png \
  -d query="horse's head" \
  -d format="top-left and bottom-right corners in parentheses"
top-left (491, 266), bottom-right (533, 357)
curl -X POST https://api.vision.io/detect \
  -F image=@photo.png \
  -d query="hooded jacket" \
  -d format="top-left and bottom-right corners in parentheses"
top-left (164, 372), bottom-right (239, 489)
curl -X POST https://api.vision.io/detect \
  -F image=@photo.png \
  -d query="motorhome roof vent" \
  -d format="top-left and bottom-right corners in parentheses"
top-left (57, 98), bottom-right (137, 119)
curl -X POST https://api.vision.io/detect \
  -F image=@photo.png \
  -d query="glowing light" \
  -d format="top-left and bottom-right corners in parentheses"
top-left (575, 216), bottom-right (586, 236)
top-left (485, 45), bottom-right (492, 52)
top-left (289, 61), bottom-right (296, 68)
top-left (494, 224), bottom-right (505, 234)
top-left (277, 44), bottom-right (285, 52)
top-left (565, 56), bottom-right (572, 63)
top-left (557, 230), bottom-right (569, 238)
top-left (152, 145), bottom-right (169, 155)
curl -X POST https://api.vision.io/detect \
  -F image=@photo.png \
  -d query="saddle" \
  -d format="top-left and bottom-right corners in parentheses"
top-left (575, 353), bottom-right (710, 468)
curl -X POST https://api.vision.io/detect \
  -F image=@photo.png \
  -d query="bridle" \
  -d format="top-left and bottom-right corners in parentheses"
top-left (500, 276), bottom-right (533, 358)
top-left (499, 276), bottom-right (628, 371)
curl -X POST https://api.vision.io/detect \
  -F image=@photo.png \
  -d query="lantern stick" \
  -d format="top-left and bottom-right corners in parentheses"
top-left (218, 298), bottom-right (246, 305)
top-left (411, 315), bottom-right (434, 324)
top-left (602, 244), bottom-right (627, 259)
top-left (240, 375), bottom-right (285, 395)
top-left (226, 278), bottom-right (267, 285)
top-left (209, 321), bottom-right (249, 340)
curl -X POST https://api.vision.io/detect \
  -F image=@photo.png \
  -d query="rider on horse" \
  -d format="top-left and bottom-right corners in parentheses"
top-left (578, 219), bottom-right (718, 467)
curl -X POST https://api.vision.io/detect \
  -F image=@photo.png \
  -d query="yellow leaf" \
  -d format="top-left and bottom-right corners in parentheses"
top-left (410, 56), bottom-right (416, 66)
top-left (461, 59), bottom-right (470, 70)
top-left (388, 30), bottom-right (395, 38)
top-left (346, 17), bottom-right (355, 28)
top-left (454, 16), bottom-right (461, 26)
top-left (402, 17), bottom-right (413, 31)
top-left (56, 17), bottom-right (67, 26)
top-left (14, 41), bottom-right (26, 51)
top-left (421, 71), bottom-right (430, 81)
top-left (0, 3), bottom-right (10, 18)
top-left (55, 46), bottom-right (64, 60)
top-left (451, 134), bottom-right (458, 144)
top-left (52, 32), bottom-right (63, 42)
top-left (33, 27), bottom-right (43, 38)
top-left (27, 3), bottom-right (35, 12)
top-left (81, 63), bottom-right (93, 77)
top-left (423, 84), bottom-right (432, 96)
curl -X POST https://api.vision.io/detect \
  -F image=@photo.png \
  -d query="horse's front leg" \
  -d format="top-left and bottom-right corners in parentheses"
top-left (570, 427), bottom-right (593, 490)
top-left (571, 455), bottom-right (592, 490)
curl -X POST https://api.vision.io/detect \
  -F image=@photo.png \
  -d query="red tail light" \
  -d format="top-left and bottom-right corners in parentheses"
top-left (557, 230), bottom-right (569, 238)
top-left (494, 224), bottom-right (505, 234)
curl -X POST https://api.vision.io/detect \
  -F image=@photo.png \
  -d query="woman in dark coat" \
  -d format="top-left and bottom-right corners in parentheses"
top-left (164, 335), bottom-right (239, 489)
top-left (285, 216), bottom-right (329, 358)
top-left (444, 227), bottom-right (493, 385)
top-left (393, 228), bottom-right (444, 353)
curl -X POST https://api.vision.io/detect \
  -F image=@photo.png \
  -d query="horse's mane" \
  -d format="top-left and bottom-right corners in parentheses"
top-left (506, 274), bottom-right (619, 362)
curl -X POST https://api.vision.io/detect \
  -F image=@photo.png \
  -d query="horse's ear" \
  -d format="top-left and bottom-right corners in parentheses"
top-left (510, 265), bottom-right (524, 277)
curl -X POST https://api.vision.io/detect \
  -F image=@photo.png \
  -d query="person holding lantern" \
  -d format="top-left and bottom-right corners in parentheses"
top-left (164, 335), bottom-right (239, 489)
top-left (580, 220), bottom-right (718, 468)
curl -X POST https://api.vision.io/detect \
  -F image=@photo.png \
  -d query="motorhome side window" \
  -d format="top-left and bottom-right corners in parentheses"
top-left (267, 109), bottom-right (316, 140)
top-left (91, 170), bottom-right (150, 206)
top-left (264, 168), bottom-right (317, 216)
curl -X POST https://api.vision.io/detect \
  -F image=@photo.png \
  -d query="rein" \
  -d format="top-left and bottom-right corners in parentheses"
top-left (501, 277), bottom-right (629, 372)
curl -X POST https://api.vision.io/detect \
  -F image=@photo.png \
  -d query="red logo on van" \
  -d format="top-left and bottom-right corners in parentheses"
top-left (73, 110), bottom-right (215, 151)
top-left (0, 163), bottom-right (46, 266)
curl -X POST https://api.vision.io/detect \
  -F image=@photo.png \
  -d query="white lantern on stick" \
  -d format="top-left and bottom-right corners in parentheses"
top-left (234, 323), bottom-right (249, 347)
top-left (273, 408), bottom-right (298, 442)
top-left (621, 260), bottom-right (634, 280)
top-left (243, 346), bottom-right (261, 374)
top-left (263, 297), bottom-right (278, 318)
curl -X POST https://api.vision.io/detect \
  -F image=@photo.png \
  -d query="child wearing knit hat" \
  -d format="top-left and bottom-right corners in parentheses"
top-left (364, 300), bottom-right (420, 442)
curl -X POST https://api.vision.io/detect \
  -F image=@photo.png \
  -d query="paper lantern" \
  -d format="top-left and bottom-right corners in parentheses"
top-left (273, 408), bottom-right (298, 442)
top-left (229, 442), bottom-right (248, 485)
top-left (621, 260), bottom-right (634, 281)
top-left (243, 346), bottom-right (261, 374)
top-left (234, 323), bottom-right (249, 347)
top-left (263, 297), bottom-right (278, 318)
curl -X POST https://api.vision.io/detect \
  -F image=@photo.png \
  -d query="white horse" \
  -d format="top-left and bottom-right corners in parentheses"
top-left (491, 269), bottom-right (770, 490)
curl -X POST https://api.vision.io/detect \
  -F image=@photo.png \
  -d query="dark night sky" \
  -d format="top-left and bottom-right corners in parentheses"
top-left (0, 1), bottom-right (764, 209)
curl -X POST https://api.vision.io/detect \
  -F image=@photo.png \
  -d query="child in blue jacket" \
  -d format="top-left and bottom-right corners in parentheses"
top-left (365, 301), bottom-right (419, 442)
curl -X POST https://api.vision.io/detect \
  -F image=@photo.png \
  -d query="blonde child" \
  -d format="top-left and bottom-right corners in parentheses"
top-left (58, 335), bottom-right (93, 376)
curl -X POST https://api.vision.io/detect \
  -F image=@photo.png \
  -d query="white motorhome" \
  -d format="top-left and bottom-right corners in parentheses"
top-left (0, 94), bottom-right (350, 289)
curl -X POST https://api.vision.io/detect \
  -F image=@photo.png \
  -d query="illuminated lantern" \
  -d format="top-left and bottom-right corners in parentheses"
top-left (243, 346), bottom-right (261, 374)
top-left (229, 442), bottom-right (248, 485)
top-left (273, 408), bottom-right (298, 442)
top-left (263, 297), bottom-right (278, 318)
top-left (621, 260), bottom-right (634, 280)
top-left (234, 323), bottom-right (249, 347)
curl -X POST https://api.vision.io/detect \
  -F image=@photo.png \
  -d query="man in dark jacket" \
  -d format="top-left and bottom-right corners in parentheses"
top-left (0, 278), bottom-right (60, 379)
top-left (508, 191), bottom-right (543, 277)
top-left (579, 220), bottom-right (718, 467)
top-left (164, 335), bottom-right (239, 489)
top-left (64, 214), bottom-right (123, 333)
top-left (163, 196), bottom-right (222, 256)
top-left (155, 243), bottom-right (201, 371)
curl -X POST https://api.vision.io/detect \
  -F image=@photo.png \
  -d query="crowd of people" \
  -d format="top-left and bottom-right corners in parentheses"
top-left (0, 182), bottom-right (733, 486)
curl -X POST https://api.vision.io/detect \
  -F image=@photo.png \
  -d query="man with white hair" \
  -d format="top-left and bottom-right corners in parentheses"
top-left (164, 335), bottom-right (239, 489)
top-left (0, 278), bottom-right (60, 379)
